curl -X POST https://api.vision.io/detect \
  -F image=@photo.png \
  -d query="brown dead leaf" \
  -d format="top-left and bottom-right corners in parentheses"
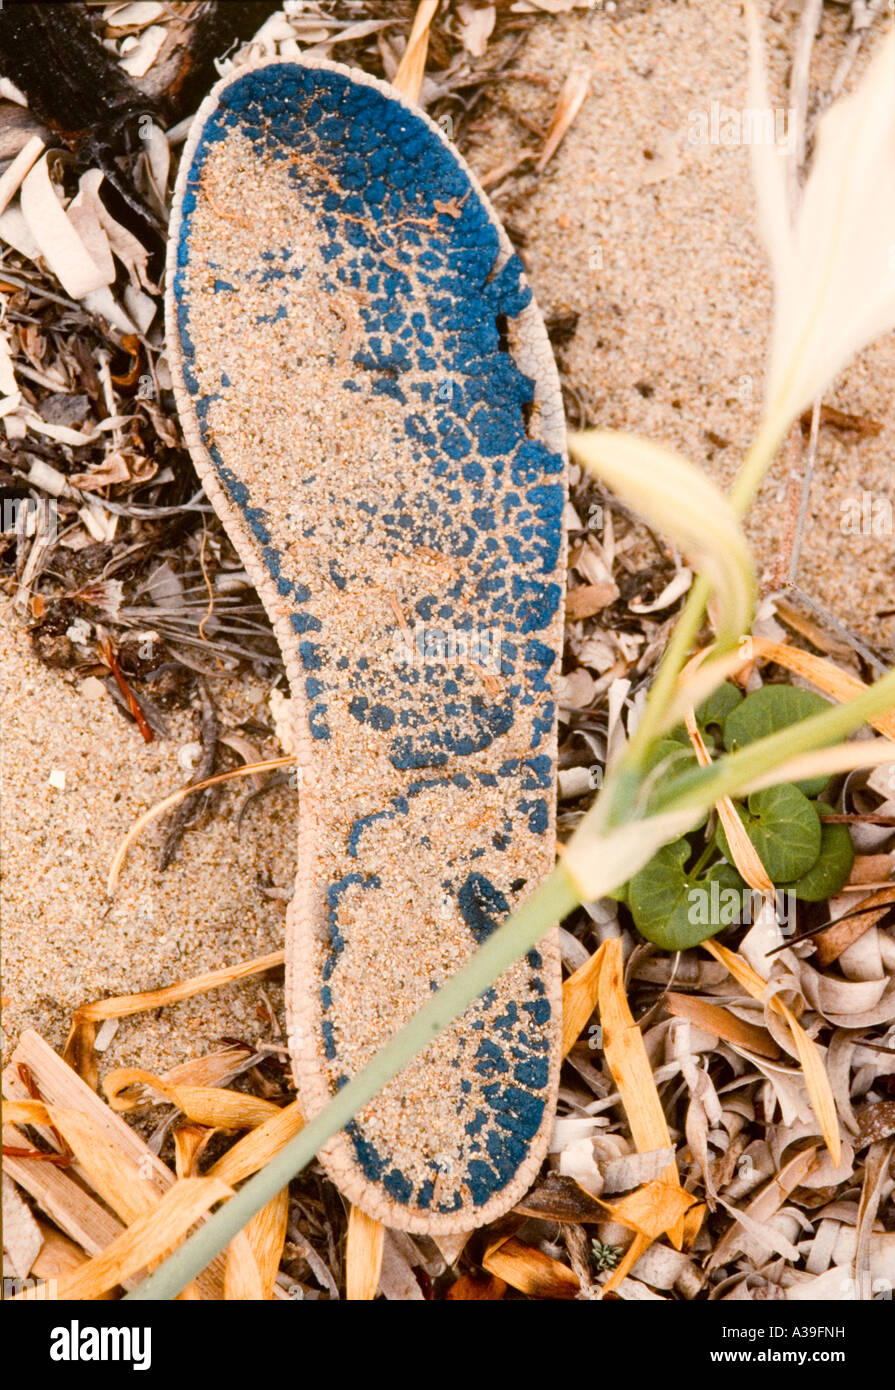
top-left (665, 991), bottom-right (780, 1059)
top-left (565, 581), bottom-right (619, 621)
top-left (446, 1271), bottom-right (507, 1299)
top-left (483, 1234), bottom-right (579, 1298)
top-left (514, 1172), bottom-right (607, 1224)
top-left (346, 1204), bottom-right (385, 1301)
top-left (704, 941), bottom-right (841, 1166)
top-left (815, 887), bottom-right (895, 966)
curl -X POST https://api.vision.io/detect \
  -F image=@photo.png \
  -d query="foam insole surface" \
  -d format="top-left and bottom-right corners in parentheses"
top-left (168, 58), bottom-right (567, 1231)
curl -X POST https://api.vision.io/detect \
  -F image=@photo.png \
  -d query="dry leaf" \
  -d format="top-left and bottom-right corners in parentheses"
top-left (483, 1234), bottom-right (579, 1298)
top-left (102, 1067), bottom-right (280, 1130)
top-left (20, 156), bottom-right (113, 298)
top-left (514, 1172), bottom-right (607, 1224)
top-left (456, 2), bottom-right (495, 58)
top-left (346, 1204), bottom-right (385, 1301)
top-left (223, 1229), bottom-right (264, 1301)
top-left (2, 1173), bottom-right (43, 1279)
top-left (598, 940), bottom-right (679, 1176)
top-left (45, 1105), bottom-right (159, 1225)
top-left (561, 940), bottom-right (608, 1056)
top-left (536, 68), bottom-right (589, 172)
top-left (704, 941), bottom-right (841, 1165)
top-left (173, 1124), bottom-right (216, 1178)
top-left (208, 1099), bottom-right (304, 1187)
top-left (565, 581), bottom-right (619, 621)
top-left (598, 1180), bottom-right (696, 1243)
top-left (242, 1191), bottom-right (290, 1301)
top-left (18, 1178), bottom-right (232, 1301)
top-left (706, 1147), bottom-right (818, 1273)
top-left (814, 887), bottom-right (895, 967)
top-left (0, 134), bottom-right (44, 216)
top-left (392, 1), bottom-right (439, 103)
top-left (595, 938), bottom-right (696, 1290)
top-left (665, 991), bottom-right (780, 1059)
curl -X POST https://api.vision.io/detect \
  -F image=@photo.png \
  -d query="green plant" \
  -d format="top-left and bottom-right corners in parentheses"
top-left (125, 16), bottom-right (895, 1300)
top-left (591, 1240), bottom-right (622, 1273)
top-left (618, 684), bottom-right (855, 950)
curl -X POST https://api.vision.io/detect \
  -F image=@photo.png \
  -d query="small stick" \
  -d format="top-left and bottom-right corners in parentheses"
top-left (99, 637), bottom-right (154, 744)
top-left (1, 1145), bottom-right (72, 1166)
top-left (197, 527), bottom-right (216, 643)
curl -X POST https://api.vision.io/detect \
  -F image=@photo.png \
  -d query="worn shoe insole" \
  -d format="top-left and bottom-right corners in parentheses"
top-left (167, 57), bottom-right (567, 1232)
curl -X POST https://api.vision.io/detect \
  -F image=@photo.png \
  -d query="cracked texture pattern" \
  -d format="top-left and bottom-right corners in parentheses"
top-left (168, 58), bottom-right (567, 1230)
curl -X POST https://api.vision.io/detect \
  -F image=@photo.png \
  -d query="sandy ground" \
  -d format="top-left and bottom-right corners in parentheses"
top-left (476, 1), bottom-right (894, 635)
top-left (1, 616), bottom-right (293, 1069)
top-left (3, 0), bottom-right (893, 1072)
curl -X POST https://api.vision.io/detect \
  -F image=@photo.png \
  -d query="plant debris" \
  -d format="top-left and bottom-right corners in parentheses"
top-left (2, 0), bottom-right (893, 1305)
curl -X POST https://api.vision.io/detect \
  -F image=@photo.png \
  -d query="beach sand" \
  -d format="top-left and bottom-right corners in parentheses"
top-left (3, 0), bottom-right (892, 1075)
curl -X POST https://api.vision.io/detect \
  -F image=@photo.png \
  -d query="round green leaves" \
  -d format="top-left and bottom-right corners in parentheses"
top-left (617, 681), bottom-right (855, 950)
top-left (780, 821), bottom-right (854, 901)
top-left (715, 784), bottom-right (821, 882)
top-left (627, 843), bottom-right (746, 951)
top-left (723, 684), bottom-right (833, 796)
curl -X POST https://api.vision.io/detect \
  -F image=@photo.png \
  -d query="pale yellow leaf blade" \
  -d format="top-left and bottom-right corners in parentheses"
top-left (102, 1068), bottom-right (279, 1130)
top-left (224, 1228), bottom-right (265, 1301)
top-left (46, 1106), bottom-right (159, 1226)
top-left (391, 0), bottom-right (439, 103)
top-left (208, 1099), bottom-right (304, 1188)
top-left (346, 1205), bottom-right (385, 1301)
top-left (703, 940), bottom-right (841, 1165)
top-left (32, 1177), bottom-right (233, 1301)
top-left (561, 940), bottom-right (610, 1057)
top-left (568, 430), bottom-right (755, 650)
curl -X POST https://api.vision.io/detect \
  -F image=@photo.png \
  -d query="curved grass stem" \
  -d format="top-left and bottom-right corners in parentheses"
top-left (617, 411), bottom-right (789, 796)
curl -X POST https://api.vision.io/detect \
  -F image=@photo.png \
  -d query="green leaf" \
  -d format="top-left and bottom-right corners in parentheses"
top-left (723, 685), bottom-right (833, 795)
top-left (643, 739), bottom-right (707, 829)
top-left (664, 682), bottom-right (743, 748)
top-left (627, 841), bottom-right (747, 950)
top-left (696, 680), bottom-right (744, 734)
top-left (610, 740), bottom-right (700, 901)
top-left (610, 735), bottom-right (702, 902)
top-left (780, 819), bottom-right (855, 901)
top-left (715, 784), bottom-right (822, 882)
top-left (643, 737), bottom-right (700, 780)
